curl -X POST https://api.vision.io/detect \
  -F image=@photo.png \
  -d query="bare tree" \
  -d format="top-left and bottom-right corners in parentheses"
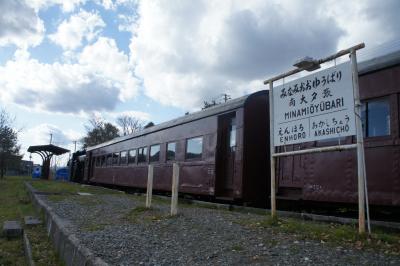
top-left (82, 114), bottom-right (120, 148)
top-left (85, 114), bottom-right (104, 132)
top-left (116, 115), bottom-right (143, 136)
top-left (0, 109), bottom-right (21, 178)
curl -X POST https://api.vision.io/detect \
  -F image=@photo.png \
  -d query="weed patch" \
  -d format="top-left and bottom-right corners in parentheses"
top-left (256, 217), bottom-right (400, 254)
top-left (30, 180), bottom-right (121, 195)
top-left (0, 176), bottom-right (61, 265)
top-left (124, 205), bottom-right (172, 224)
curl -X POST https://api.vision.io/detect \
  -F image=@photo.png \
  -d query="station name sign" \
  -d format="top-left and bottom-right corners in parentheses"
top-left (273, 62), bottom-right (356, 146)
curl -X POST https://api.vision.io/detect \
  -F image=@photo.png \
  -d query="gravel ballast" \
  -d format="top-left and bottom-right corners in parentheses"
top-left (38, 193), bottom-right (400, 266)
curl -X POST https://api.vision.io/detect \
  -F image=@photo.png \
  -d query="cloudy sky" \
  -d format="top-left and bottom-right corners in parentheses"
top-left (0, 0), bottom-right (399, 164)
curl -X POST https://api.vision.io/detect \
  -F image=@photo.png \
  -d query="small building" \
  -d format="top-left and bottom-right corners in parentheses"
top-left (4, 155), bottom-right (33, 176)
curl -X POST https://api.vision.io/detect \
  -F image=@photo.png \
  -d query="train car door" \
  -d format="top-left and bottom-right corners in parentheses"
top-left (216, 112), bottom-right (236, 198)
top-left (84, 152), bottom-right (93, 181)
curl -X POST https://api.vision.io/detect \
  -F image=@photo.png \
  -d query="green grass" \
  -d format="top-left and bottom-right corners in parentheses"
top-left (245, 216), bottom-right (400, 255)
top-left (124, 205), bottom-right (173, 224)
top-left (124, 206), bottom-right (153, 223)
top-left (30, 180), bottom-right (121, 195)
top-left (0, 176), bottom-right (62, 266)
top-left (83, 223), bottom-right (109, 232)
top-left (47, 194), bottom-right (69, 202)
top-left (26, 226), bottom-right (63, 266)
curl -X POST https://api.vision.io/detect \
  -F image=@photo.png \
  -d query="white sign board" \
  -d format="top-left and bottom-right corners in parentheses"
top-left (273, 62), bottom-right (356, 146)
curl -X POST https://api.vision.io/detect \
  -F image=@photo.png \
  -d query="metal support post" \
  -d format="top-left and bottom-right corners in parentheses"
top-left (269, 81), bottom-right (277, 219)
top-left (350, 49), bottom-right (367, 234)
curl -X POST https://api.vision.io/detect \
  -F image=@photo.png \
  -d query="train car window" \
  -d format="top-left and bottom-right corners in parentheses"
top-left (112, 152), bottom-right (119, 165)
top-left (229, 117), bottom-right (237, 150)
top-left (128, 149), bottom-right (137, 164)
top-left (138, 147), bottom-right (148, 163)
top-left (96, 157), bottom-right (102, 167)
top-left (120, 151), bottom-right (127, 165)
top-left (101, 156), bottom-right (106, 167)
top-left (166, 142), bottom-right (176, 161)
top-left (106, 154), bottom-right (112, 166)
top-left (186, 137), bottom-right (203, 160)
top-left (361, 97), bottom-right (390, 137)
top-left (150, 144), bottom-right (160, 162)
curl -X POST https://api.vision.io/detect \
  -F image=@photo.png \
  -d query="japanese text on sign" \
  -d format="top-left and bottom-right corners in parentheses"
top-left (273, 62), bottom-right (356, 146)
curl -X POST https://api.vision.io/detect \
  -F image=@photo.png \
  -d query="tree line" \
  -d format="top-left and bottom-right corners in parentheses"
top-left (0, 109), bottom-right (21, 178)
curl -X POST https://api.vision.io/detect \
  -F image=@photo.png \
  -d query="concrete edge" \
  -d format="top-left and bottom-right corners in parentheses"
top-left (23, 232), bottom-right (35, 266)
top-left (24, 182), bottom-right (109, 266)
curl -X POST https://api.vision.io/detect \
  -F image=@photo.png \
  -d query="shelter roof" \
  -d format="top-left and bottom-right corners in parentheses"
top-left (27, 144), bottom-right (70, 155)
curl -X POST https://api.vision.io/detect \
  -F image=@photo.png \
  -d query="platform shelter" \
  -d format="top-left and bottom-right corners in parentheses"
top-left (27, 144), bottom-right (70, 180)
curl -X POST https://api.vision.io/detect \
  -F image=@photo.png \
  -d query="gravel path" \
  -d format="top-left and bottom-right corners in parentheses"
top-left (41, 194), bottom-right (400, 266)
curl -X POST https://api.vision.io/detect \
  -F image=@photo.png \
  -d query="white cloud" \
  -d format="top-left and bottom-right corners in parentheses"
top-left (0, 37), bottom-right (139, 114)
top-left (21, 124), bottom-right (80, 147)
top-left (107, 110), bottom-right (151, 121)
top-left (129, 0), bottom-right (400, 110)
top-left (0, 0), bottom-right (45, 48)
top-left (79, 37), bottom-right (138, 100)
top-left (27, 0), bottom-right (87, 13)
top-left (129, 0), bottom-right (344, 110)
top-left (49, 9), bottom-right (106, 50)
top-left (95, 0), bottom-right (116, 10)
top-left (324, 0), bottom-right (400, 50)
top-left (117, 14), bottom-right (138, 32)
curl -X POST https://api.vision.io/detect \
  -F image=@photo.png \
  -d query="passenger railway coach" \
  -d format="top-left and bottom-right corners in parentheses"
top-left (84, 50), bottom-right (400, 208)
top-left (85, 91), bottom-right (270, 206)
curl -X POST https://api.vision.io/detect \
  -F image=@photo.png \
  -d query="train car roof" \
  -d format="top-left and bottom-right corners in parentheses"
top-left (87, 90), bottom-right (267, 151)
top-left (358, 49), bottom-right (400, 75)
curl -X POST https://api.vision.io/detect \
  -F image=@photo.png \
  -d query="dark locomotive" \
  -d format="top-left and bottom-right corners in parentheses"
top-left (74, 50), bottom-right (400, 209)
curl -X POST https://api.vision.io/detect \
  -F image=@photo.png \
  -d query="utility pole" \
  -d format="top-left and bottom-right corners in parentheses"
top-left (49, 133), bottom-right (53, 144)
top-left (73, 140), bottom-right (77, 152)
top-left (222, 93), bottom-right (231, 102)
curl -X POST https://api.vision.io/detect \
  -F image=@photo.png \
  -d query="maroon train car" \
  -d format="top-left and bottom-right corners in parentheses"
top-left (85, 91), bottom-right (269, 206)
top-left (85, 50), bottom-right (400, 209)
top-left (275, 50), bottom-right (400, 208)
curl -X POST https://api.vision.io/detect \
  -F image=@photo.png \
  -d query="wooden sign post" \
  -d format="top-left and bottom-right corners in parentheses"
top-left (264, 43), bottom-right (369, 234)
top-left (171, 163), bottom-right (179, 216)
top-left (146, 164), bottom-right (154, 208)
